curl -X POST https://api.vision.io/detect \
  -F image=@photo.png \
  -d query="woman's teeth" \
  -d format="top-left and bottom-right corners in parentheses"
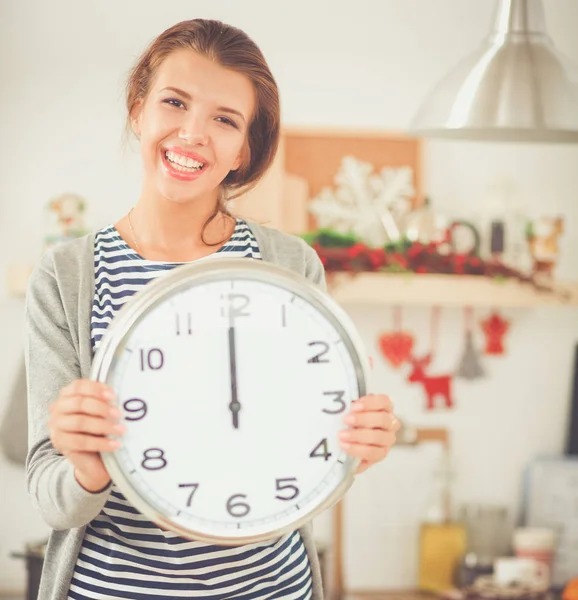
top-left (164, 150), bottom-right (204, 172)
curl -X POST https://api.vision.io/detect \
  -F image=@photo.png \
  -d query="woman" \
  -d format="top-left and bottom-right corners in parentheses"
top-left (26, 19), bottom-right (400, 600)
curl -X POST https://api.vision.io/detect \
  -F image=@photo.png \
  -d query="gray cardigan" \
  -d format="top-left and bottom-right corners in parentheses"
top-left (25, 221), bottom-right (328, 600)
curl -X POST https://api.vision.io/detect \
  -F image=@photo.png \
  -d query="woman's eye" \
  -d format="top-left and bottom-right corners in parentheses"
top-left (216, 116), bottom-right (239, 129)
top-left (163, 98), bottom-right (185, 109)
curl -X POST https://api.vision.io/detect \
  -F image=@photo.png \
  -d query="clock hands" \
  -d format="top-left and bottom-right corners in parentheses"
top-left (228, 325), bottom-right (241, 429)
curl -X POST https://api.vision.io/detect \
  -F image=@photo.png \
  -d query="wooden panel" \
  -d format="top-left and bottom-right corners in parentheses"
top-left (284, 127), bottom-right (423, 230)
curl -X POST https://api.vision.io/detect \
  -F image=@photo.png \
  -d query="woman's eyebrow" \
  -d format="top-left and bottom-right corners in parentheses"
top-left (160, 86), bottom-right (192, 99)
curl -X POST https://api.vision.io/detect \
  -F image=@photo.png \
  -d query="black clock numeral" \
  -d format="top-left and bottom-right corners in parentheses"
top-left (123, 398), bottom-right (148, 421)
top-left (226, 493), bottom-right (250, 518)
top-left (307, 341), bottom-right (330, 363)
top-left (221, 293), bottom-right (251, 320)
top-left (175, 313), bottom-right (192, 336)
top-left (281, 304), bottom-right (287, 327)
top-left (140, 348), bottom-right (164, 371)
top-left (141, 448), bottom-right (167, 471)
top-left (322, 391), bottom-right (346, 414)
top-left (275, 478), bottom-right (300, 501)
top-left (178, 483), bottom-right (199, 507)
top-left (309, 439), bottom-right (332, 461)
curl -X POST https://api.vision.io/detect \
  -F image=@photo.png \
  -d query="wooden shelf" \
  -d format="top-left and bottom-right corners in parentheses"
top-left (8, 264), bottom-right (578, 308)
top-left (327, 272), bottom-right (578, 308)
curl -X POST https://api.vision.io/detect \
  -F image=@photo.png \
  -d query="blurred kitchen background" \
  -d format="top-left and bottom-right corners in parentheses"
top-left (1, 0), bottom-right (578, 599)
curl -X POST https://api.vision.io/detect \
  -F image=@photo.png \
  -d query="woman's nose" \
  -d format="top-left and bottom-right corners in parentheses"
top-left (178, 111), bottom-right (209, 146)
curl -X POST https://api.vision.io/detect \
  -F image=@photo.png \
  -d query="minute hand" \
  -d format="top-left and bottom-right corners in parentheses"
top-left (228, 326), bottom-right (241, 429)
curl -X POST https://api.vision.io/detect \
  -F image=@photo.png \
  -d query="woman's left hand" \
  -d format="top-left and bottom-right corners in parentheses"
top-left (339, 394), bottom-right (400, 474)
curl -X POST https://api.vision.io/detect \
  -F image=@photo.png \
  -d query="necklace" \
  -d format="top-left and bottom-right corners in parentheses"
top-left (127, 208), bottom-right (143, 255)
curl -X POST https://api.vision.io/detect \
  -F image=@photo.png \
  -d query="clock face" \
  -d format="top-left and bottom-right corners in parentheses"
top-left (96, 260), bottom-right (368, 544)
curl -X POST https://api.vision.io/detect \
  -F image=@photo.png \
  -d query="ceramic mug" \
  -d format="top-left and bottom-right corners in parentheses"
top-left (494, 556), bottom-right (549, 587)
top-left (513, 527), bottom-right (556, 568)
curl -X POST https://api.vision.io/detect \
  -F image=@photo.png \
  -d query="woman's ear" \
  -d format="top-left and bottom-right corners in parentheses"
top-left (130, 99), bottom-right (144, 139)
top-left (231, 142), bottom-right (250, 172)
top-left (231, 156), bottom-right (242, 172)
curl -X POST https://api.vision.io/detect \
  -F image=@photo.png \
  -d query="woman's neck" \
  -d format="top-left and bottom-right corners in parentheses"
top-left (117, 195), bottom-right (236, 262)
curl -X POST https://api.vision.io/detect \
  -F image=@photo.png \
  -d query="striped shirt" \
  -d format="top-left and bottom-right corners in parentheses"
top-left (68, 219), bottom-right (313, 600)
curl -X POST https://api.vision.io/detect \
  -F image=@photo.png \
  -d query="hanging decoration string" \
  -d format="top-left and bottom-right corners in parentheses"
top-left (429, 306), bottom-right (441, 355)
top-left (393, 305), bottom-right (402, 331)
top-left (465, 306), bottom-right (473, 333)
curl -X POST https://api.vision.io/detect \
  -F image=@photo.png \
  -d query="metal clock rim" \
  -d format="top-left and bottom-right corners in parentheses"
top-left (92, 256), bottom-right (371, 545)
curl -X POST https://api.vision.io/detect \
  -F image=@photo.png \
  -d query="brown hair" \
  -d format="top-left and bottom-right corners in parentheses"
top-left (125, 19), bottom-right (280, 239)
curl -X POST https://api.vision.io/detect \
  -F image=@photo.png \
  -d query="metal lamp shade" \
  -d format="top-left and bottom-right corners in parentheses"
top-left (410, 0), bottom-right (578, 143)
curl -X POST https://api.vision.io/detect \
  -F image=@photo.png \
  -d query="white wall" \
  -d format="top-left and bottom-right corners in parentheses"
top-left (1, 0), bottom-right (578, 593)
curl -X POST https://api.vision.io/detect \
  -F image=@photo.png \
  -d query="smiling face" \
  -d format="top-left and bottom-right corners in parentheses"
top-left (131, 49), bottom-right (256, 208)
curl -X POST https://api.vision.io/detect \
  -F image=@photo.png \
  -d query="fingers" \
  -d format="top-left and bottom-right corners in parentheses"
top-left (51, 395), bottom-right (120, 420)
top-left (340, 438), bottom-right (391, 464)
top-left (55, 432), bottom-right (121, 453)
top-left (339, 393), bottom-right (399, 472)
top-left (50, 379), bottom-right (119, 421)
top-left (351, 393), bottom-right (394, 413)
top-left (59, 379), bottom-right (115, 403)
top-left (56, 414), bottom-right (125, 437)
top-left (338, 428), bottom-right (396, 449)
top-left (49, 379), bottom-right (122, 456)
top-left (343, 410), bottom-right (399, 432)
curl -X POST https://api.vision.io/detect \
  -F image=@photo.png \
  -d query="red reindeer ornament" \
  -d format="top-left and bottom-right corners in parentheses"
top-left (406, 308), bottom-right (455, 410)
top-left (407, 353), bottom-right (454, 410)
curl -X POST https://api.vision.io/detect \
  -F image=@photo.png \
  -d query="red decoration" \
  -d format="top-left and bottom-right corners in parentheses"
top-left (407, 354), bottom-right (454, 410)
top-left (379, 332), bottom-right (414, 368)
top-left (480, 311), bottom-right (510, 355)
top-left (378, 307), bottom-right (415, 368)
top-left (407, 308), bottom-right (454, 410)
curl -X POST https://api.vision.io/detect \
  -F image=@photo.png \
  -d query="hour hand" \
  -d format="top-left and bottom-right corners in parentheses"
top-left (228, 326), bottom-right (241, 429)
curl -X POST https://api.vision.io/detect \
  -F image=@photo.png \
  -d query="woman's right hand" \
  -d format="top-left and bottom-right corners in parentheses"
top-left (49, 379), bottom-right (125, 492)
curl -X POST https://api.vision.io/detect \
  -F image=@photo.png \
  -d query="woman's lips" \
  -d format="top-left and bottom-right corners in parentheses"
top-left (160, 150), bottom-right (208, 182)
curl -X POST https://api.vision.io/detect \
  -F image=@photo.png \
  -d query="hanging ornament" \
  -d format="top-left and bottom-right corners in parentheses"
top-left (407, 307), bottom-right (454, 410)
top-left (456, 307), bottom-right (485, 380)
top-left (480, 310), bottom-right (510, 356)
top-left (378, 306), bottom-right (415, 368)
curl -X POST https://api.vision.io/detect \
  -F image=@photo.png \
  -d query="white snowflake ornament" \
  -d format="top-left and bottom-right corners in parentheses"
top-left (308, 156), bottom-right (414, 247)
top-left (370, 166), bottom-right (415, 226)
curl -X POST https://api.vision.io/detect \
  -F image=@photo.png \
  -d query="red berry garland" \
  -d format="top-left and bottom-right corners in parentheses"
top-left (306, 230), bottom-right (566, 298)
